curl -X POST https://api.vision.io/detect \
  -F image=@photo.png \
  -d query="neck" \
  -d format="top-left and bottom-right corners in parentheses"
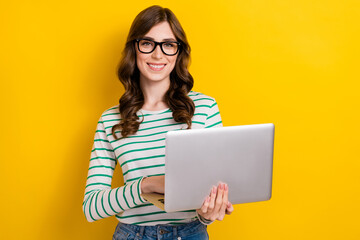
top-left (140, 77), bottom-right (170, 110)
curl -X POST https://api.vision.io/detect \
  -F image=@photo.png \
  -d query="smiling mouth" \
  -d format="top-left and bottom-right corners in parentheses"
top-left (147, 63), bottom-right (166, 71)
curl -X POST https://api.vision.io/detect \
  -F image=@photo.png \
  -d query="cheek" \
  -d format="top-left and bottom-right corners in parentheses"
top-left (168, 56), bottom-right (178, 68)
top-left (170, 58), bottom-right (178, 74)
top-left (136, 52), bottom-right (146, 68)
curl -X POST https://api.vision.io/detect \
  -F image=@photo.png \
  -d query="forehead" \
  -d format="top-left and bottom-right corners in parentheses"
top-left (144, 21), bottom-right (176, 41)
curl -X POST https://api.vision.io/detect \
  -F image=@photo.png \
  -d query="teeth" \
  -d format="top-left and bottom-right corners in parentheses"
top-left (149, 64), bottom-right (165, 69)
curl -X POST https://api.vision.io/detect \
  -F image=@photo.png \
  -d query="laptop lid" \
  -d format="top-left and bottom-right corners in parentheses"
top-left (163, 123), bottom-right (275, 212)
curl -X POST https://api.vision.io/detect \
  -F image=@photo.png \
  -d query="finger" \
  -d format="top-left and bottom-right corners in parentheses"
top-left (218, 183), bottom-right (228, 215)
top-left (213, 183), bottom-right (225, 215)
top-left (216, 183), bottom-right (228, 221)
top-left (208, 186), bottom-right (217, 212)
top-left (199, 196), bottom-right (210, 214)
top-left (217, 214), bottom-right (225, 221)
top-left (225, 201), bottom-right (234, 215)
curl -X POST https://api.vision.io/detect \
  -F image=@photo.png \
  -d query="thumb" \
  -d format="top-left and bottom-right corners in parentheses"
top-left (226, 202), bottom-right (234, 215)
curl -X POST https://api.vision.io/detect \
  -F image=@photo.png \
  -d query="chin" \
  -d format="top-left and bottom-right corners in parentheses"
top-left (147, 77), bottom-right (168, 82)
top-left (143, 72), bottom-right (170, 82)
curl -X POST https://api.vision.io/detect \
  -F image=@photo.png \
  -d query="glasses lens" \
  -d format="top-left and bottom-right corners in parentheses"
top-left (162, 42), bottom-right (178, 55)
top-left (138, 40), bottom-right (155, 53)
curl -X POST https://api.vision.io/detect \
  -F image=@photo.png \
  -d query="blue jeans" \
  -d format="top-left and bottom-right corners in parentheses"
top-left (112, 219), bottom-right (209, 240)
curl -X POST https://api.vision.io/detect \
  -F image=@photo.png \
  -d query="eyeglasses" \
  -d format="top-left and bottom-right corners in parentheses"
top-left (135, 39), bottom-right (181, 56)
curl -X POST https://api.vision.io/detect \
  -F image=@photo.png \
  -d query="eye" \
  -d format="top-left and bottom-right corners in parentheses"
top-left (140, 40), bottom-right (153, 46)
top-left (163, 42), bottom-right (176, 48)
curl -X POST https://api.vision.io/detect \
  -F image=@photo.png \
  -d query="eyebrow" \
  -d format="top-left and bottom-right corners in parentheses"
top-left (142, 36), bottom-right (177, 41)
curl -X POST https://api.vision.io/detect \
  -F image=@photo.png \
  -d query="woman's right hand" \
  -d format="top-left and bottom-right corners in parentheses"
top-left (141, 175), bottom-right (165, 194)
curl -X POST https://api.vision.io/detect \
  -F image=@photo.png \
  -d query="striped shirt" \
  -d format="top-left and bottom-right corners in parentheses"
top-left (82, 91), bottom-right (223, 225)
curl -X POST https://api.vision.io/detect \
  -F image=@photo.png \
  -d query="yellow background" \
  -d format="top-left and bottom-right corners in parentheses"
top-left (1, 0), bottom-right (359, 239)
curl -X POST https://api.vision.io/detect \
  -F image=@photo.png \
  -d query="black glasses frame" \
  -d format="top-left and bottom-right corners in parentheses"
top-left (134, 39), bottom-right (181, 56)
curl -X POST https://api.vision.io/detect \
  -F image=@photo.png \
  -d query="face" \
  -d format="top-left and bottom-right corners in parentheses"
top-left (135, 21), bottom-right (178, 85)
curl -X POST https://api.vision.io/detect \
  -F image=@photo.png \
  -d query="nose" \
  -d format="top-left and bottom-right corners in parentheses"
top-left (151, 44), bottom-right (163, 59)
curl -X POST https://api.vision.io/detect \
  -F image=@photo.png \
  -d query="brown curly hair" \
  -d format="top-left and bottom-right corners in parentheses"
top-left (112, 5), bottom-right (195, 139)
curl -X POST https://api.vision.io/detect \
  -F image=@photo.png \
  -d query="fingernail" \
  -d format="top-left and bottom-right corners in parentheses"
top-left (212, 186), bottom-right (216, 194)
top-left (219, 184), bottom-right (223, 190)
top-left (225, 184), bottom-right (228, 191)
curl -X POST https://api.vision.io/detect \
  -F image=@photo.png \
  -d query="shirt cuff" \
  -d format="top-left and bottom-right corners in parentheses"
top-left (196, 211), bottom-right (214, 225)
top-left (137, 176), bottom-right (148, 203)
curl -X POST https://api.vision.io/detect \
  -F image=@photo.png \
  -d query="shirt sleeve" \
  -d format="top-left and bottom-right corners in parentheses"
top-left (204, 98), bottom-right (223, 128)
top-left (196, 211), bottom-right (214, 225)
top-left (82, 116), bottom-right (147, 222)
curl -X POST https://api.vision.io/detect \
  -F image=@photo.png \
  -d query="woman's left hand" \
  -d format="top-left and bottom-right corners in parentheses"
top-left (196, 183), bottom-right (234, 221)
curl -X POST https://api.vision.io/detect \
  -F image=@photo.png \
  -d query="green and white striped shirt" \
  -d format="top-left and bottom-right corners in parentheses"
top-left (82, 91), bottom-right (222, 225)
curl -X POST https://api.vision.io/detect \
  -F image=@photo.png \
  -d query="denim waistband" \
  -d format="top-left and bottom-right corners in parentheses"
top-left (115, 219), bottom-right (207, 239)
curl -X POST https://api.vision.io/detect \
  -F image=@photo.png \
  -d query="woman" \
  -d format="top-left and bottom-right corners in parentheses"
top-left (83, 5), bottom-right (234, 239)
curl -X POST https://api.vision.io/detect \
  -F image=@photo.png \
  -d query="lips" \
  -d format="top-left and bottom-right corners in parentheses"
top-left (147, 63), bottom-right (166, 71)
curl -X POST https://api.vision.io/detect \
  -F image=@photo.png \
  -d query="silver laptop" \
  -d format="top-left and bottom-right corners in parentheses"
top-left (142, 123), bottom-right (275, 212)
